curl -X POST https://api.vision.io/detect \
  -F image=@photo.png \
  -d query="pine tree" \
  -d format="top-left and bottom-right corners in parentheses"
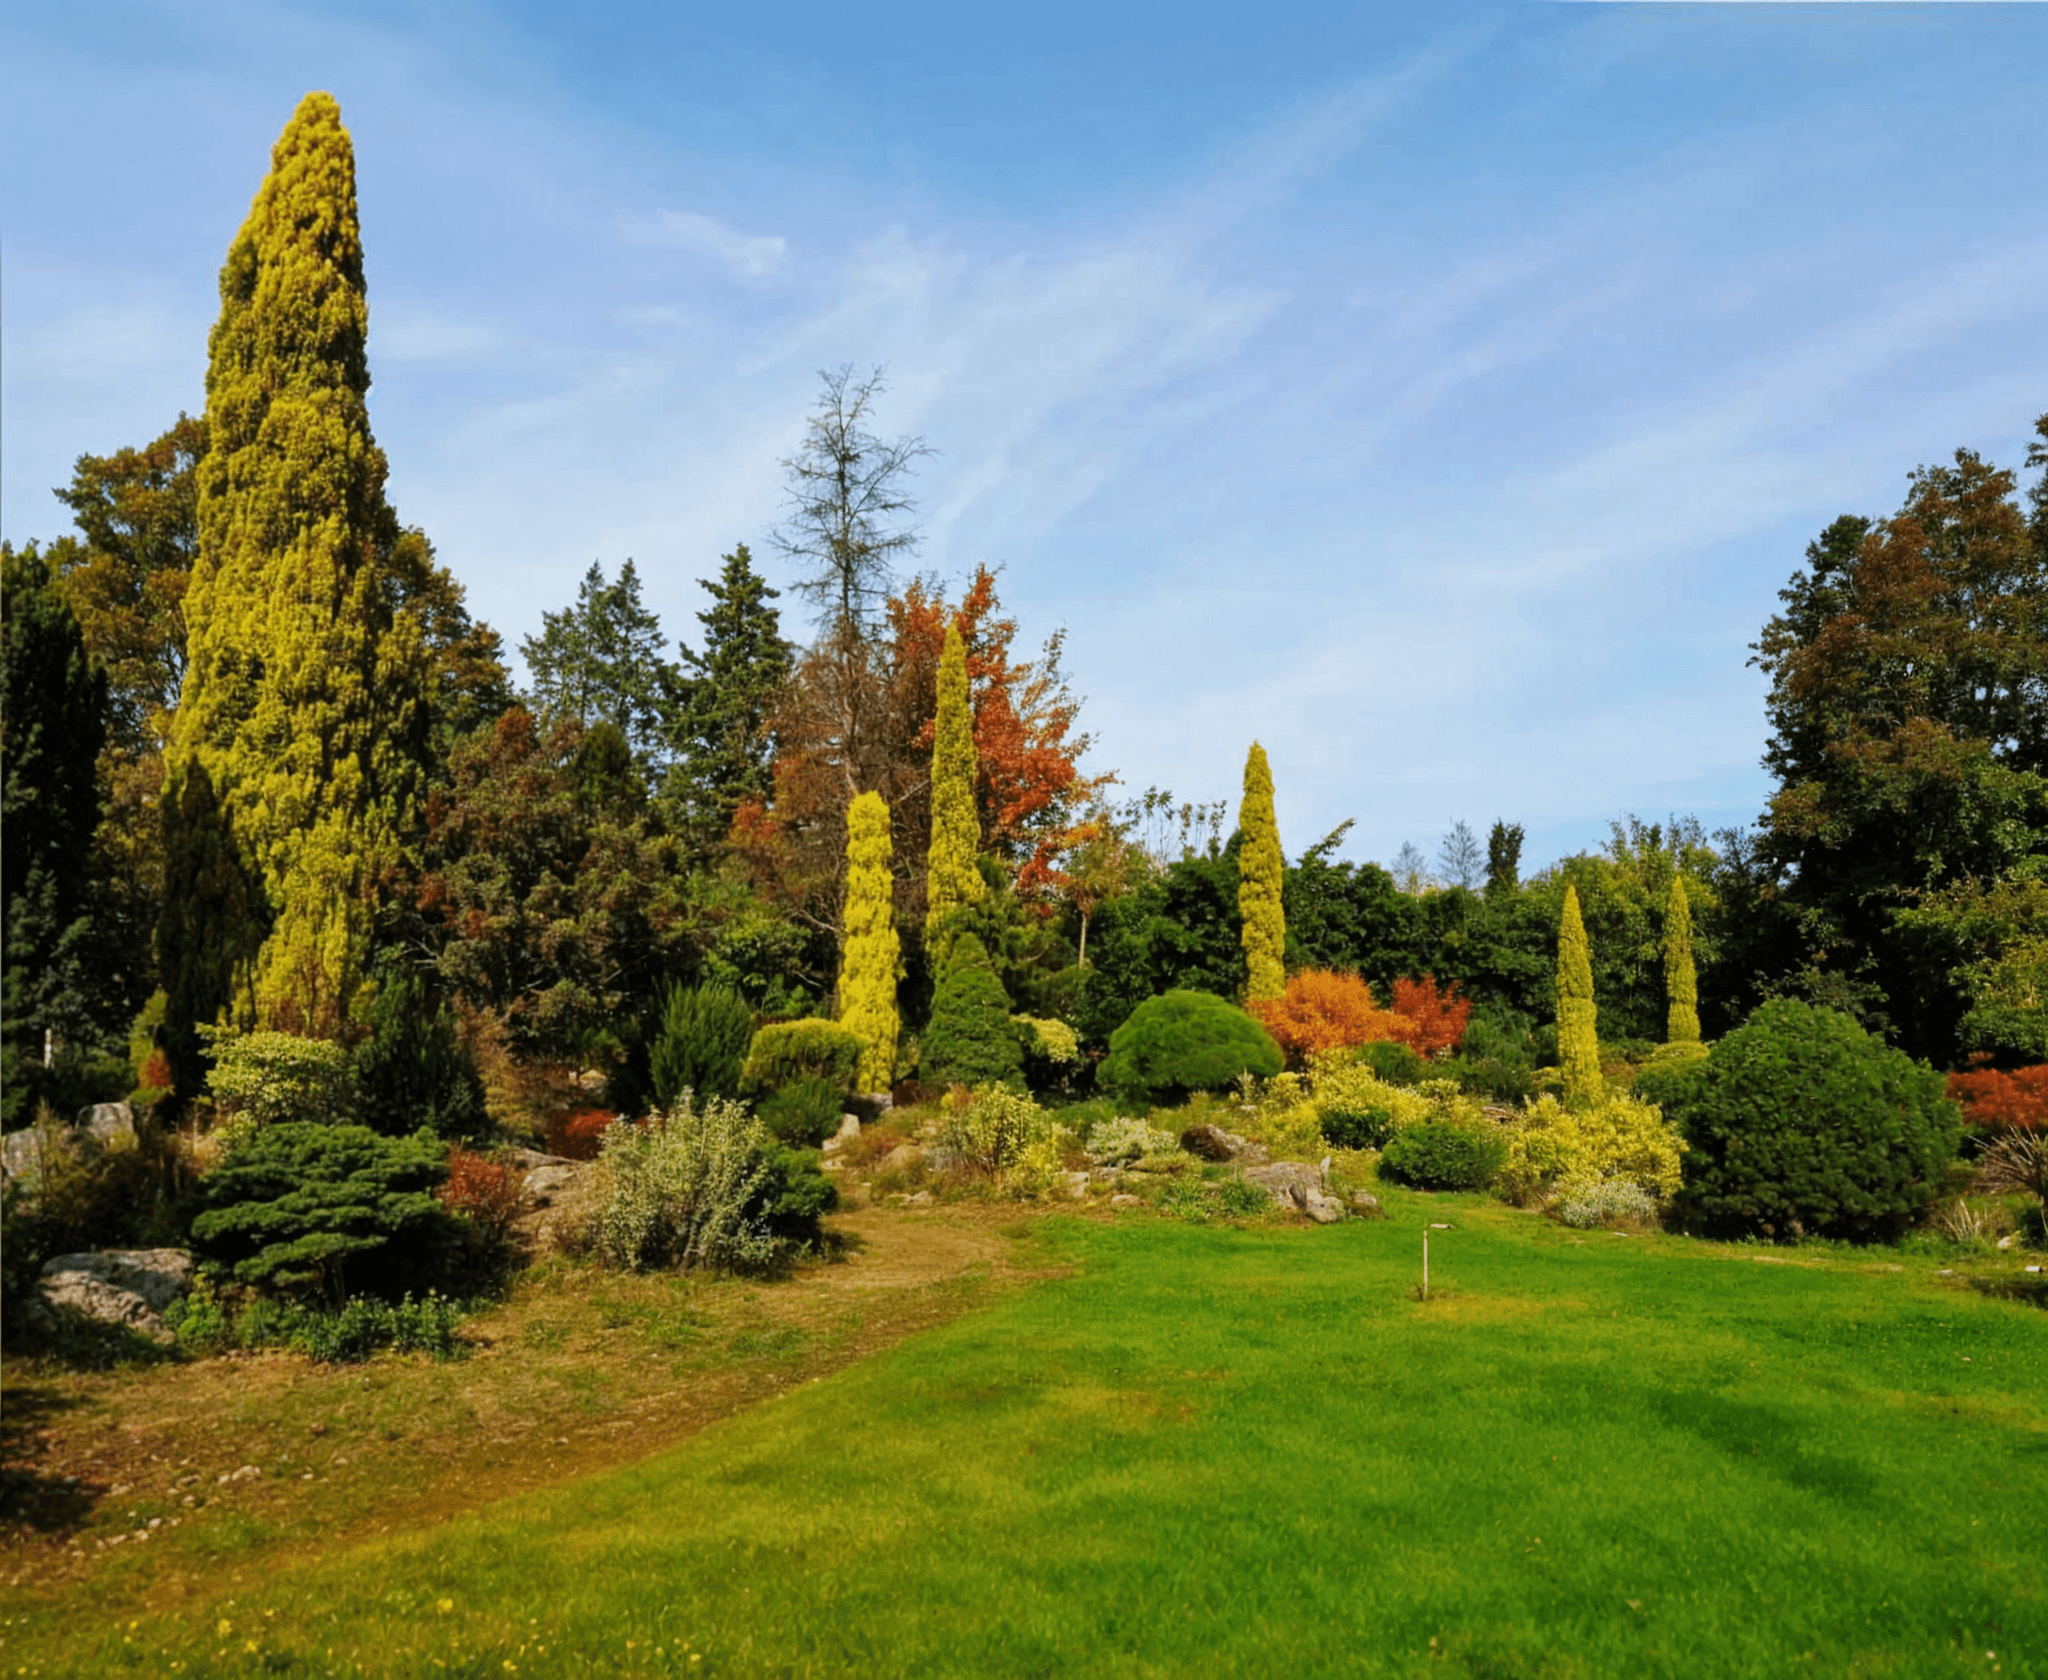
top-left (663, 545), bottom-right (789, 849)
top-left (1557, 882), bottom-right (1603, 1104)
top-left (1485, 821), bottom-right (1524, 900)
top-left (521, 559), bottom-right (678, 776)
top-left (924, 622), bottom-right (985, 967)
top-left (838, 790), bottom-right (900, 1093)
top-left (164, 91), bottom-right (430, 1046)
top-left (1, 545), bottom-right (112, 1122)
top-left (1664, 875), bottom-right (1701, 1045)
top-left (1237, 741), bottom-right (1286, 1001)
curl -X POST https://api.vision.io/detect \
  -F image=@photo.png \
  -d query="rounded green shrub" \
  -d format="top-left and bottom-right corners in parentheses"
top-left (1318, 1090), bottom-right (1403, 1150)
top-left (651, 985), bottom-right (754, 1107)
top-left (1379, 1121), bottom-right (1507, 1191)
top-left (756, 1075), bottom-right (845, 1147)
top-left (1354, 1041), bottom-right (1430, 1088)
top-left (919, 935), bottom-right (1024, 1089)
top-left (1099, 989), bottom-right (1283, 1105)
top-left (742, 1019), bottom-right (865, 1098)
top-left (1662, 999), bottom-right (1958, 1243)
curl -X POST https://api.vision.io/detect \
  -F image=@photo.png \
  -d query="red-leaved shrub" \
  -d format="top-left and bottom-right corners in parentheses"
top-left (546, 1108), bottom-right (617, 1161)
top-left (1389, 976), bottom-right (1473, 1057)
top-left (437, 1148), bottom-right (523, 1238)
top-left (138, 1048), bottom-right (174, 1091)
top-left (1946, 1065), bottom-right (2048, 1134)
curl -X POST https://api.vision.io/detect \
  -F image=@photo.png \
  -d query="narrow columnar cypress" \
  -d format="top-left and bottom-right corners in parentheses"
top-left (839, 790), bottom-right (900, 1093)
top-left (1664, 875), bottom-right (1701, 1045)
top-left (924, 622), bottom-right (984, 968)
top-left (164, 92), bottom-right (428, 1047)
top-left (1237, 741), bottom-right (1286, 1001)
top-left (1556, 882), bottom-right (1603, 1105)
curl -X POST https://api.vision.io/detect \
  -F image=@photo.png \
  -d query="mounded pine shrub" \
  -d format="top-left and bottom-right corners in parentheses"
top-left (1663, 999), bottom-right (1959, 1243)
top-left (1100, 989), bottom-right (1283, 1106)
top-left (188, 1122), bottom-right (455, 1303)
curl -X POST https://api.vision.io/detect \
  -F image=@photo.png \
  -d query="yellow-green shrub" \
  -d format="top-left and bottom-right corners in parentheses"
top-left (1306, 1054), bottom-right (1449, 1148)
top-left (1497, 1091), bottom-right (1685, 1207)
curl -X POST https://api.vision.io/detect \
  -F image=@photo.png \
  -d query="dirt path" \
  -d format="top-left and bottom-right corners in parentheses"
top-left (0, 1205), bottom-right (1052, 1616)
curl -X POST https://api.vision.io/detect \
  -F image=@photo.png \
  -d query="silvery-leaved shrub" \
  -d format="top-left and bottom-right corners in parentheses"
top-left (591, 1095), bottom-right (780, 1273)
top-left (1555, 1179), bottom-right (1661, 1230)
top-left (1085, 1115), bottom-right (1175, 1167)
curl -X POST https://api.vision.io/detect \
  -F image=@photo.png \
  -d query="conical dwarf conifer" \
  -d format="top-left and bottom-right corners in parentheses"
top-left (924, 622), bottom-right (985, 968)
top-left (838, 790), bottom-right (900, 1093)
top-left (1556, 883), bottom-right (1603, 1105)
top-left (165, 91), bottom-right (428, 1045)
top-left (1238, 742), bottom-right (1286, 1001)
top-left (1663, 876), bottom-right (1701, 1045)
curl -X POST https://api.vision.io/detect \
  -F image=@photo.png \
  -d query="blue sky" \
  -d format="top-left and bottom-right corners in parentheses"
top-left (4, 0), bottom-right (2044, 875)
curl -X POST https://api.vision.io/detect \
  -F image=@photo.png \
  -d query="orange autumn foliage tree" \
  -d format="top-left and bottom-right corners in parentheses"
top-left (890, 565), bottom-right (1106, 895)
top-left (1250, 970), bottom-right (1409, 1064)
top-left (1946, 1065), bottom-right (2048, 1134)
top-left (730, 563), bottom-right (1106, 958)
top-left (1388, 975), bottom-right (1474, 1057)
top-left (1250, 969), bottom-right (1475, 1065)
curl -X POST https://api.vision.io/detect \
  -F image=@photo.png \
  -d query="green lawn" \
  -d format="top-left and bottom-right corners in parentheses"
top-left (8, 1195), bottom-right (2044, 1678)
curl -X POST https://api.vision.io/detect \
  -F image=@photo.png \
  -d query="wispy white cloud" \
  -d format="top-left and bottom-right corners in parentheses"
top-left (622, 209), bottom-right (789, 279)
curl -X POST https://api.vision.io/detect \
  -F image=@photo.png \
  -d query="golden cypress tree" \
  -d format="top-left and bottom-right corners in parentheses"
top-left (923, 622), bottom-right (985, 967)
top-left (165, 92), bottom-right (427, 1041)
top-left (1238, 741), bottom-right (1286, 1001)
top-left (838, 790), bottom-right (900, 1092)
top-left (1663, 875), bottom-right (1701, 1045)
top-left (1556, 882), bottom-right (1603, 1105)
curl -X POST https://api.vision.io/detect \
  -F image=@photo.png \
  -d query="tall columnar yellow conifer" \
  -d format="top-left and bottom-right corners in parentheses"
top-left (838, 790), bottom-right (900, 1092)
top-left (1556, 882), bottom-right (1603, 1105)
top-left (1663, 875), bottom-right (1701, 1045)
top-left (1238, 741), bottom-right (1286, 1001)
top-left (923, 622), bottom-right (985, 967)
top-left (165, 92), bottom-right (427, 1042)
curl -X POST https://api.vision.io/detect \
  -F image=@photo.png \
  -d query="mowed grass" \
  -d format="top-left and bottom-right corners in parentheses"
top-left (7, 1194), bottom-right (2044, 1678)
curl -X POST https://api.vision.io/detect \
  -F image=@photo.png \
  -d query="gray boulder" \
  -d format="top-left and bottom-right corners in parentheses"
top-left (1244, 1161), bottom-right (1345, 1220)
top-left (3, 1103), bottom-right (142, 1188)
top-left (31, 1249), bottom-right (194, 1341)
top-left (1302, 1188), bottom-right (1346, 1225)
top-left (1179, 1125), bottom-right (1271, 1165)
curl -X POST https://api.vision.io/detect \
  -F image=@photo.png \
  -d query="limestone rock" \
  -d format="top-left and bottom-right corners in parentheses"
top-left (4, 1104), bottom-right (141, 1187)
top-left (1302, 1188), bottom-right (1346, 1225)
top-left (32, 1249), bottom-right (194, 1341)
top-left (1110, 1193), bottom-right (1142, 1208)
top-left (1244, 1161), bottom-right (1324, 1208)
top-left (1180, 1124), bottom-right (1237, 1162)
top-left (1348, 1190), bottom-right (1383, 1218)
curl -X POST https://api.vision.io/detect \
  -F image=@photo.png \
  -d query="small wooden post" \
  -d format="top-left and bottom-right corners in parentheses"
top-left (1422, 1229), bottom-right (1430, 1301)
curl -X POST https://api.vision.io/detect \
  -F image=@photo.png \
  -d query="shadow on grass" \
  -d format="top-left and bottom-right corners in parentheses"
top-left (0, 1380), bottom-right (97, 1533)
